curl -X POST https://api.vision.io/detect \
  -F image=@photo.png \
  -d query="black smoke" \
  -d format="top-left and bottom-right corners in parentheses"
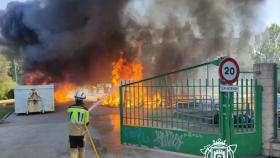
top-left (124, 0), bottom-right (264, 75)
top-left (1, 2), bottom-right (38, 45)
top-left (0, 0), bottom-right (265, 84)
top-left (1, 0), bottom-right (128, 84)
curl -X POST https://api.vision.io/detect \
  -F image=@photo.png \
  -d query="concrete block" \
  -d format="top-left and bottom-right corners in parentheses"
top-left (262, 87), bottom-right (274, 91)
top-left (271, 142), bottom-right (280, 150)
top-left (271, 142), bottom-right (280, 157)
top-left (262, 117), bottom-right (274, 123)
top-left (261, 141), bottom-right (280, 157)
top-left (258, 80), bottom-right (273, 87)
top-left (261, 109), bottom-right (274, 115)
top-left (262, 109), bottom-right (274, 114)
top-left (262, 131), bottom-right (274, 136)
top-left (271, 151), bottom-right (280, 157)
top-left (262, 147), bottom-right (271, 157)
top-left (254, 63), bottom-right (275, 71)
top-left (262, 121), bottom-right (274, 126)
top-left (262, 131), bottom-right (274, 137)
top-left (255, 74), bottom-right (274, 79)
top-left (254, 63), bottom-right (277, 157)
top-left (262, 99), bottom-right (274, 105)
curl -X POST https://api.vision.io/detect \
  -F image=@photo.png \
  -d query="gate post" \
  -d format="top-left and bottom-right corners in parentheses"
top-left (253, 63), bottom-right (277, 156)
top-left (219, 81), bottom-right (232, 144)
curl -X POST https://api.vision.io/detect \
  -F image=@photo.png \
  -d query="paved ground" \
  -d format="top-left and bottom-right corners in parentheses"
top-left (0, 103), bottom-right (199, 158)
top-left (0, 105), bottom-right (71, 158)
top-left (90, 106), bottom-right (199, 158)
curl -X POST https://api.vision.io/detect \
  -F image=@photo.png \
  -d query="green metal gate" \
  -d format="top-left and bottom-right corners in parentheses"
top-left (119, 57), bottom-right (262, 157)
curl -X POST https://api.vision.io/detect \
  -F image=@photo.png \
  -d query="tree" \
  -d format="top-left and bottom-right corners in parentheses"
top-left (8, 58), bottom-right (24, 83)
top-left (0, 53), bottom-right (15, 99)
top-left (251, 24), bottom-right (280, 63)
top-left (0, 46), bottom-right (25, 83)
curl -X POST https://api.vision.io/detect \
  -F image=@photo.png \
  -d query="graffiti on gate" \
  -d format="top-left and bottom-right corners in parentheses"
top-left (154, 130), bottom-right (185, 150)
top-left (186, 132), bottom-right (203, 138)
top-left (123, 128), bottom-right (150, 144)
top-left (154, 130), bottom-right (204, 150)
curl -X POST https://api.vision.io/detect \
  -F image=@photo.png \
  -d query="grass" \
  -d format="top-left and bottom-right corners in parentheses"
top-left (0, 106), bottom-right (14, 120)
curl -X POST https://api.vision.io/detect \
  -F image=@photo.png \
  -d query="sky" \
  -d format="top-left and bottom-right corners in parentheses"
top-left (0, 0), bottom-right (280, 31)
top-left (262, 0), bottom-right (280, 27)
top-left (0, 0), bottom-right (26, 9)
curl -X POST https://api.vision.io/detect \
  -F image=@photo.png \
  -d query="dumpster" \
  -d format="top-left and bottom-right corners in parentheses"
top-left (14, 84), bottom-right (55, 114)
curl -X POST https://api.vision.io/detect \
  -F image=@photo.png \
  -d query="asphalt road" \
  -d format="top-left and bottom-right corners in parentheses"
top-left (0, 103), bottom-right (200, 158)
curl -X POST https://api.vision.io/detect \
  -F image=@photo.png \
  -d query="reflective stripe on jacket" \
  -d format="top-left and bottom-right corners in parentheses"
top-left (67, 104), bottom-right (89, 136)
top-left (67, 105), bottom-right (89, 124)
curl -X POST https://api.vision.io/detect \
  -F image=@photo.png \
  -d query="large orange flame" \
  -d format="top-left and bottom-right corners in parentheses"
top-left (103, 51), bottom-right (161, 107)
top-left (103, 51), bottom-right (143, 106)
top-left (54, 82), bottom-right (76, 103)
top-left (23, 43), bottom-right (160, 106)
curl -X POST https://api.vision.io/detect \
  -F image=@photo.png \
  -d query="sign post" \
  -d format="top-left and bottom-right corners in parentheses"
top-left (219, 57), bottom-right (240, 144)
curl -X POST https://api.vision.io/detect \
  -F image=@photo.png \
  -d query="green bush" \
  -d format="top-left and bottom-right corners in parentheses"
top-left (5, 89), bottom-right (14, 99)
top-left (0, 53), bottom-right (15, 100)
top-left (0, 107), bottom-right (14, 120)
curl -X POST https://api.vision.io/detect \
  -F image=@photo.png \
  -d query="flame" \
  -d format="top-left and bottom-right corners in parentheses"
top-left (103, 51), bottom-right (161, 107)
top-left (24, 73), bottom-right (37, 85)
top-left (24, 72), bottom-right (51, 85)
top-left (23, 44), bottom-right (161, 106)
top-left (122, 86), bottom-right (162, 108)
top-left (24, 72), bottom-right (77, 103)
top-left (54, 82), bottom-right (76, 103)
top-left (103, 51), bottom-right (143, 106)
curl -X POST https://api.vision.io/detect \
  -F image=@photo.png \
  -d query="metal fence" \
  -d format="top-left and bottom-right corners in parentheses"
top-left (119, 57), bottom-right (262, 156)
top-left (121, 77), bottom-right (220, 133)
top-left (277, 94), bottom-right (280, 131)
top-left (233, 79), bottom-right (256, 132)
top-left (120, 78), bottom-right (257, 133)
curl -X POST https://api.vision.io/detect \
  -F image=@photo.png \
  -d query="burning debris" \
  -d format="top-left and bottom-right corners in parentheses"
top-left (103, 51), bottom-right (143, 106)
top-left (54, 82), bottom-right (76, 103)
top-left (0, 0), bottom-right (265, 104)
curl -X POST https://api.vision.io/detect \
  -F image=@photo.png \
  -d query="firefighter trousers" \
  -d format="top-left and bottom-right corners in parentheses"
top-left (70, 148), bottom-right (86, 158)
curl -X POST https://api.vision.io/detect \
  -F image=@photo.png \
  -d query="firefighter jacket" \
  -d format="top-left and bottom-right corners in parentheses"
top-left (67, 103), bottom-right (89, 136)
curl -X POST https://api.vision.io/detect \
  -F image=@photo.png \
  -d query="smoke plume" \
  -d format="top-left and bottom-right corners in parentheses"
top-left (0, 0), bottom-right (264, 84)
top-left (1, 0), bottom-right (128, 84)
top-left (124, 0), bottom-right (264, 75)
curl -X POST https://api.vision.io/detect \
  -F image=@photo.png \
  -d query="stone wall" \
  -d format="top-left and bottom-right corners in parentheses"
top-left (254, 63), bottom-right (279, 157)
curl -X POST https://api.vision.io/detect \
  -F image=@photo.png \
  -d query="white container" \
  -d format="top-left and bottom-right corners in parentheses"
top-left (14, 84), bottom-right (55, 114)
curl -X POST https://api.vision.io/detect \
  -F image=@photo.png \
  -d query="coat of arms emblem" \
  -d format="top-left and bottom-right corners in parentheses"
top-left (200, 139), bottom-right (237, 158)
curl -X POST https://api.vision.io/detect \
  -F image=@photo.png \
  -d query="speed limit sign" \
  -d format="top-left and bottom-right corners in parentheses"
top-left (219, 57), bottom-right (240, 84)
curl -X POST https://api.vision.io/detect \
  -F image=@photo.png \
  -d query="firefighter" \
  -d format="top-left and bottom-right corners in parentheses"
top-left (67, 91), bottom-right (89, 158)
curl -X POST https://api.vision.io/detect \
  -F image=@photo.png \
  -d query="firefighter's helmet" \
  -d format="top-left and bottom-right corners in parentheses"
top-left (75, 91), bottom-right (86, 100)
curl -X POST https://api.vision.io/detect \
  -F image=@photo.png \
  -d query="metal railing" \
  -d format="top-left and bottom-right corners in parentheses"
top-left (119, 57), bottom-right (224, 134)
top-left (233, 79), bottom-right (256, 132)
top-left (120, 78), bottom-right (220, 133)
top-left (119, 57), bottom-right (262, 157)
top-left (277, 95), bottom-right (280, 130)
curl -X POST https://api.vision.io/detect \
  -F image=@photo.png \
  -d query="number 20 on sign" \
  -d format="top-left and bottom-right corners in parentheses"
top-left (219, 57), bottom-right (240, 84)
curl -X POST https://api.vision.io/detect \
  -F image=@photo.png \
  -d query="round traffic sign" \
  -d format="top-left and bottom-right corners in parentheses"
top-left (219, 57), bottom-right (240, 84)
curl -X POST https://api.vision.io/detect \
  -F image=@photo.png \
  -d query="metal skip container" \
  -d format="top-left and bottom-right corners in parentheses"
top-left (14, 84), bottom-right (55, 114)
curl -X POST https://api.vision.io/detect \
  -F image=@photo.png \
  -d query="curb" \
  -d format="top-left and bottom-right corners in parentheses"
top-left (0, 111), bottom-right (14, 123)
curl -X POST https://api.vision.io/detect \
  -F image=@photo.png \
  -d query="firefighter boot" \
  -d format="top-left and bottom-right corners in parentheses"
top-left (78, 147), bottom-right (86, 158)
top-left (70, 148), bottom-right (78, 158)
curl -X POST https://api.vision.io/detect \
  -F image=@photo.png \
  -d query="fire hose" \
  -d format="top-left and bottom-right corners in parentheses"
top-left (88, 87), bottom-right (118, 112)
top-left (84, 124), bottom-right (100, 158)
top-left (85, 87), bottom-right (118, 158)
